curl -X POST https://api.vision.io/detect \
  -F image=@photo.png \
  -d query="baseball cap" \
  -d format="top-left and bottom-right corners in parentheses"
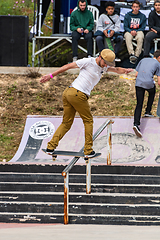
top-left (100, 49), bottom-right (115, 66)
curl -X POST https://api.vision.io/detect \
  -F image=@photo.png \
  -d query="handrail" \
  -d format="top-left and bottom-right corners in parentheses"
top-left (61, 119), bottom-right (114, 224)
top-left (62, 119), bottom-right (113, 177)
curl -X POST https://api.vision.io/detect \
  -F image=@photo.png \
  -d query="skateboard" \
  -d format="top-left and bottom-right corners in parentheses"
top-left (157, 94), bottom-right (160, 117)
top-left (42, 149), bottom-right (101, 161)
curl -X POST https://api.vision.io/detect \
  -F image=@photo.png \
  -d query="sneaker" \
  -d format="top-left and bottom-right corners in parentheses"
top-left (46, 148), bottom-right (54, 155)
top-left (88, 55), bottom-right (92, 58)
top-left (144, 112), bottom-right (154, 117)
top-left (73, 57), bottom-right (77, 62)
top-left (129, 55), bottom-right (138, 64)
top-left (133, 125), bottom-right (142, 138)
top-left (84, 150), bottom-right (96, 158)
top-left (115, 57), bottom-right (121, 62)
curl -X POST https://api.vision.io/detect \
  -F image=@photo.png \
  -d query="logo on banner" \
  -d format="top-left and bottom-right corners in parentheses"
top-left (29, 121), bottom-right (55, 140)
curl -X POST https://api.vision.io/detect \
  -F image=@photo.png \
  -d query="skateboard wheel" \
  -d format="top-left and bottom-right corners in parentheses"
top-left (52, 155), bottom-right (57, 161)
top-left (84, 157), bottom-right (89, 163)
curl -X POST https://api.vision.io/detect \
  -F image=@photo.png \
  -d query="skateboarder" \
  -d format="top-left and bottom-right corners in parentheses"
top-left (40, 49), bottom-right (133, 157)
top-left (133, 50), bottom-right (160, 138)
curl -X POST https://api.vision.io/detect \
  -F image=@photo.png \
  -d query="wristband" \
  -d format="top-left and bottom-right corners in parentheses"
top-left (50, 73), bottom-right (53, 78)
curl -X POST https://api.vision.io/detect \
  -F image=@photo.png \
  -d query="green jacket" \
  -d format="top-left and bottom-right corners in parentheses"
top-left (70, 0), bottom-right (94, 32)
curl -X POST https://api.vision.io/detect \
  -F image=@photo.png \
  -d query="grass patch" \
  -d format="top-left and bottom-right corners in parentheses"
top-left (7, 84), bottom-right (17, 95)
top-left (91, 91), bottom-right (102, 96)
top-left (0, 134), bottom-right (13, 143)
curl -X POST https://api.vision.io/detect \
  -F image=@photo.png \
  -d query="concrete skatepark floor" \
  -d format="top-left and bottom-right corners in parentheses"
top-left (0, 223), bottom-right (160, 240)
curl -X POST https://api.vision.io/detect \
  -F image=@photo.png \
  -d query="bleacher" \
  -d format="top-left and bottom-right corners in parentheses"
top-left (31, 0), bottom-right (157, 67)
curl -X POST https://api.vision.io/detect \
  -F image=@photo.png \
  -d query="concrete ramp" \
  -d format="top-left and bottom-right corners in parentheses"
top-left (10, 115), bottom-right (160, 165)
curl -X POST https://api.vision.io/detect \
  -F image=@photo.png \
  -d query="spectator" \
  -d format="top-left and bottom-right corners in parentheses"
top-left (124, 0), bottom-right (146, 64)
top-left (95, 1), bottom-right (123, 62)
top-left (143, 0), bottom-right (160, 57)
top-left (70, 0), bottom-right (94, 62)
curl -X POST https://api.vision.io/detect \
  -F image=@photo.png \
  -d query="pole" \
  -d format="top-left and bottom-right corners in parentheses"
top-left (64, 172), bottom-right (69, 224)
top-left (86, 158), bottom-right (91, 194)
top-left (107, 122), bottom-right (112, 165)
top-left (37, 0), bottom-right (43, 37)
top-left (52, 0), bottom-right (56, 34)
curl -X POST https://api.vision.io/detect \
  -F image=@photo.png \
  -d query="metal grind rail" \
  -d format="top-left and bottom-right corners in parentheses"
top-left (61, 119), bottom-right (114, 224)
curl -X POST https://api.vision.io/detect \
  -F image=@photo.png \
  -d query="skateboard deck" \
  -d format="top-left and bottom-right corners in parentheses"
top-left (157, 94), bottom-right (160, 117)
top-left (42, 149), bottom-right (101, 159)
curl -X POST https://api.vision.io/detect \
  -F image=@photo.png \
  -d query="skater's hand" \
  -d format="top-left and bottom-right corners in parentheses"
top-left (124, 68), bottom-right (134, 74)
top-left (40, 74), bottom-right (52, 83)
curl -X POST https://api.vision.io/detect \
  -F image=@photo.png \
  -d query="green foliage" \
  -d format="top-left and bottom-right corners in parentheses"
top-left (0, 0), bottom-right (14, 15)
top-left (0, 0), bottom-right (34, 18)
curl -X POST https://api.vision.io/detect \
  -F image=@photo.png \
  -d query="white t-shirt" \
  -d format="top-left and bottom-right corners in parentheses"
top-left (71, 57), bottom-right (109, 96)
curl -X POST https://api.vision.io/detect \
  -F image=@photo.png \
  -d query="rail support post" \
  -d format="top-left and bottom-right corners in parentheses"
top-left (107, 121), bottom-right (113, 165)
top-left (86, 158), bottom-right (91, 194)
top-left (63, 172), bottom-right (69, 224)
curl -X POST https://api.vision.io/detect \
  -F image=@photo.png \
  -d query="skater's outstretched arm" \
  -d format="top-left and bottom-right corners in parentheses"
top-left (107, 66), bottom-right (133, 74)
top-left (40, 62), bottom-right (78, 83)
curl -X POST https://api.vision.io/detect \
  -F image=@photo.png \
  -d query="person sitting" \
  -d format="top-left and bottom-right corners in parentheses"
top-left (95, 1), bottom-right (123, 62)
top-left (143, 0), bottom-right (160, 57)
top-left (70, 0), bottom-right (94, 62)
top-left (124, 0), bottom-right (146, 64)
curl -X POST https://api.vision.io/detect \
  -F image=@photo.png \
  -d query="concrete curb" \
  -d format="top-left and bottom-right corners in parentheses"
top-left (0, 67), bottom-right (136, 77)
top-left (0, 67), bottom-right (80, 75)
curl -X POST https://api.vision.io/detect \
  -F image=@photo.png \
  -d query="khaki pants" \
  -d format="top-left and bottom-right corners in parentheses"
top-left (124, 31), bottom-right (144, 57)
top-left (47, 87), bottom-right (93, 155)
